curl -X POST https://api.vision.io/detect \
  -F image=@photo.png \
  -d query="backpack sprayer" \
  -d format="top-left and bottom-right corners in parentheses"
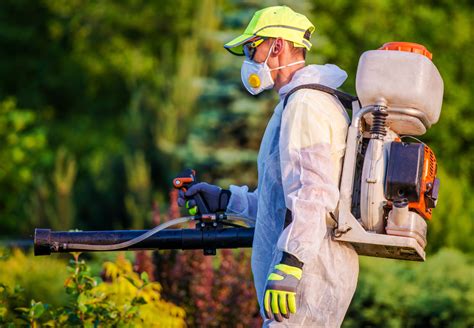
top-left (333, 42), bottom-right (443, 261)
top-left (34, 42), bottom-right (443, 262)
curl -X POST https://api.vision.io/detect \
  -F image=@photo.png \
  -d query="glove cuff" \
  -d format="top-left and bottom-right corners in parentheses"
top-left (218, 189), bottom-right (231, 212)
top-left (281, 252), bottom-right (304, 269)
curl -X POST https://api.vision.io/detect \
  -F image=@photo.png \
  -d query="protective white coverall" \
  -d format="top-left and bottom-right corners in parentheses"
top-left (227, 64), bottom-right (359, 327)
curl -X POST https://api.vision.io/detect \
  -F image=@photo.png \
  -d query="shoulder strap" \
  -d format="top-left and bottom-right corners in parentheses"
top-left (283, 83), bottom-right (358, 110)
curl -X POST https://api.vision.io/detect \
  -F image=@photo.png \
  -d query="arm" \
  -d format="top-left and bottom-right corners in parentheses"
top-left (277, 93), bottom-right (340, 263)
top-left (226, 185), bottom-right (258, 224)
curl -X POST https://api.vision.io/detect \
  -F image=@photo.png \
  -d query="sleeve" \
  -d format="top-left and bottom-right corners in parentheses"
top-left (226, 185), bottom-right (258, 225)
top-left (276, 93), bottom-right (340, 263)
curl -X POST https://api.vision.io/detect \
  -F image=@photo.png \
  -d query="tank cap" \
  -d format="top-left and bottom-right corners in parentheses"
top-left (379, 42), bottom-right (432, 60)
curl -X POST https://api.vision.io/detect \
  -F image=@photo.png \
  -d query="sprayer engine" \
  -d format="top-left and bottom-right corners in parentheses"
top-left (355, 134), bottom-right (440, 250)
top-left (385, 141), bottom-right (440, 220)
top-left (334, 42), bottom-right (444, 261)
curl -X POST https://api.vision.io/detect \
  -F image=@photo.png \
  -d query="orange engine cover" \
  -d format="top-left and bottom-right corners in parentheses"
top-left (409, 145), bottom-right (438, 220)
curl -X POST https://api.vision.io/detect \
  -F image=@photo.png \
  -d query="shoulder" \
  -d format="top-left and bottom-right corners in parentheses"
top-left (284, 88), bottom-right (350, 124)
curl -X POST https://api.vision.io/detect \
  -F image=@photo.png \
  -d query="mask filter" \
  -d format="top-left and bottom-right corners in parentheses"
top-left (248, 73), bottom-right (261, 88)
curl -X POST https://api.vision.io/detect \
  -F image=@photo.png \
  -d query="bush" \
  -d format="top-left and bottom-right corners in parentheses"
top-left (153, 248), bottom-right (262, 328)
top-left (0, 248), bottom-right (69, 307)
top-left (0, 250), bottom-right (185, 327)
top-left (344, 248), bottom-right (474, 327)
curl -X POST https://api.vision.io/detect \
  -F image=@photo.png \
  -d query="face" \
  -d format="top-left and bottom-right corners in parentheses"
top-left (242, 37), bottom-right (304, 92)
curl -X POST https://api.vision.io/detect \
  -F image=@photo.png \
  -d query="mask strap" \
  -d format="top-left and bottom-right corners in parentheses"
top-left (269, 60), bottom-right (305, 71)
top-left (265, 40), bottom-right (305, 71)
top-left (263, 40), bottom-right (276, 65)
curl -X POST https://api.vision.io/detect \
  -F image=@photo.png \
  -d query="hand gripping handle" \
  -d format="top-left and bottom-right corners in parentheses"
top-left (173, 169), bottom-right (211, 214)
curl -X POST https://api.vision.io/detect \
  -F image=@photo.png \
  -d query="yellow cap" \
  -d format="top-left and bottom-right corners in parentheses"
top-left (224, 6), bottom-right (315, 56)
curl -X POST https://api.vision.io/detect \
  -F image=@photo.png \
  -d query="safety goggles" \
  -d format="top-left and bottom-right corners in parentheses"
top-left (243, 38), bottom-right (266, 60)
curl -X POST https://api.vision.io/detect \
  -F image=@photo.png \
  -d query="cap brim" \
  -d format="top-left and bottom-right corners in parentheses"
top-left (224, 34), bottom-right (257, 56)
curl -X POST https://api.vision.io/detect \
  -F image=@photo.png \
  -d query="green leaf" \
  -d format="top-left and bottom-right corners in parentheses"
top-left (31, 302), bottom-right (45, 319)
top-left (126, 306), bottom-right (139, 316)
top-left (140, 271), bottom-right (149, 283)
top-left (78, 303), bottom-right (87, 313)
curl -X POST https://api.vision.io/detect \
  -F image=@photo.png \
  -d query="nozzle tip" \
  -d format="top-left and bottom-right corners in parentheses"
top-left (34, 229), bottom-right (52, 256)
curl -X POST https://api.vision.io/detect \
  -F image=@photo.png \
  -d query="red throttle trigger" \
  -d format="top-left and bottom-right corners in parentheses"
top-left (173, 169), bottom-right (211, 214)
top-left (173, 169), bottom-right (196, 192)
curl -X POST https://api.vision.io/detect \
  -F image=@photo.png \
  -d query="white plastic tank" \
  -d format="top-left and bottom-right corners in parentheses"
top-left (356, 42), bottom-right (444, 135)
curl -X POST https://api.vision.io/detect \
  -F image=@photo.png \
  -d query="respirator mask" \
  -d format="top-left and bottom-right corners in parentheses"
top-left (241, 39), bottom-right (305, 95)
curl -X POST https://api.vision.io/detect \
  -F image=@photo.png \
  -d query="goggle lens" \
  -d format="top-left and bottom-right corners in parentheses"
top-left (243, 38), bottom-right (265, 60)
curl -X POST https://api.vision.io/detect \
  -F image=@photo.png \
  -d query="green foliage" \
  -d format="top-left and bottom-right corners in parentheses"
top-left (52, 148), bottom-right (77, 230)
top-left (25, 148), bottom-right (78, 232)
top-left (0, 248), bottom-right (69, 308)
top-left (427, 168), bottom-right (474, 253)
top-left (14, 299), bottom-right (49, 328)
top-left (0, 284), bottom-right (25, 327)
top-left (0, 250), bottom-right (186, 327)
top-left (60, 253), bottom-right (186, 327)
top-left (344, 248), bottom-right (474, 327)
top-left (0, 98), bottom-right (50, 233)
top-left (125, 151), bottom-right (152, 229)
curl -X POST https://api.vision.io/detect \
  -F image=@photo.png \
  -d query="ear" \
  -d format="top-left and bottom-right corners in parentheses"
top-left (271, 37), bottom-right (285, 56)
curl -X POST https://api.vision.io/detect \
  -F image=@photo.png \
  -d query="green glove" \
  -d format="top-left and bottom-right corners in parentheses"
top-left (264, 255), bottom-right (303, 322)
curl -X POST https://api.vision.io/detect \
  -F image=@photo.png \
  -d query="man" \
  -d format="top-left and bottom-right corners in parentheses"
top-left (178, 6), bottom-right (359, 327)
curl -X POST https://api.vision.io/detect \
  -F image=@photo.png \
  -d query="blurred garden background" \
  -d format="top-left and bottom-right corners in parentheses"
top-left (0, 0), bottom-right (473, 326)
